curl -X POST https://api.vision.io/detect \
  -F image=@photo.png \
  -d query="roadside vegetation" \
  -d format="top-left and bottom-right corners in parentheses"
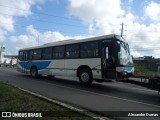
top-left (134, 63), bottom-right (160, 77)
top-left (0, 81), bottom-right (94, 120)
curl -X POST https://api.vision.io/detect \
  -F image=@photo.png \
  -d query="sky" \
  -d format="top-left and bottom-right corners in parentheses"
top-left (0, 0), bottom-right (160, 58)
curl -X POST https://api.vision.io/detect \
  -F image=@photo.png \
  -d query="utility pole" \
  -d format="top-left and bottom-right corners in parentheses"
top-left (121, 22), bottom-right (124, 37)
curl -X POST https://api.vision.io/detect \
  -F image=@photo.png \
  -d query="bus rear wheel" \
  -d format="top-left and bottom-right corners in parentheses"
top-left (30, 67), bottom-right (38, 78)
top-left (79, 69), bottom-right (93, 85)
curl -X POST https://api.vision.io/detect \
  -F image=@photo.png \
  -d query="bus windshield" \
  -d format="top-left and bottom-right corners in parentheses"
top-left (118, 42), bottom-right (133, 66)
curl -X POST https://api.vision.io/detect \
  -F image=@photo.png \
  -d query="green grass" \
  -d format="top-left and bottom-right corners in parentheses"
top-left (0, 81), bottom-right (94, 120)
top-left (134, 63), bottom-right (160, 77)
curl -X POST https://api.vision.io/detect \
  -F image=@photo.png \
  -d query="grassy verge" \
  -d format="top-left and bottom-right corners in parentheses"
top-left (134, 63), bottom-right (160, 77)
top-left (0, 81), bottom-right (94, 120)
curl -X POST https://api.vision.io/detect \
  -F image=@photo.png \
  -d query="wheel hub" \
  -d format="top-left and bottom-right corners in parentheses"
top-left (81, 72), bottom-right (89, 82)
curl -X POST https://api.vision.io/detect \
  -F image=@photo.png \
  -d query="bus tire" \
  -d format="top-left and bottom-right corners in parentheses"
top-left (79, 69), bottom-right (93, 85)
top-left (30, 67), bottom-right (38, 78)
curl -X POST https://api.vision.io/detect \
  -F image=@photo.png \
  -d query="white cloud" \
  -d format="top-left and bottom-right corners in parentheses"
top-left (68, 0), bottom-right (160, 58)
top-left (68, 0), bottom-right (125, 22)
top-left (0, 0), bottom-right (47, 43)
top-left (10, 25), bottom-right (72, 50)
top-left (9, 24), bottom-right (94, 51)
top-left (0, 15), bottom-right (14, 32)
top-left (68, 0), bottom-right (136, 36)
top-left (26, 25), bottom-right (72, 44)
top-left (2, 0), bottom-right (160, 58)
top-left (10, 35), bottom-right (38, 50)
top-left (68, 0), bottom-right (138, 37)
top-left (0, 28), bottom-right (7, 42)
top-left (26, 25), bottom-right (40, 37)
top-left (40, 31), bottom-right (70, 43)
top-left (145, 2), bottom-right (160, 21)
top-left (125, 22), bottom-right (160, 58)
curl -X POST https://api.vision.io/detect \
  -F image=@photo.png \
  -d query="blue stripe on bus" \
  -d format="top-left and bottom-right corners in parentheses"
top-left (123, 66), bottom-right (134, 72)
top-left (18, 61), bottom-right (51, 70)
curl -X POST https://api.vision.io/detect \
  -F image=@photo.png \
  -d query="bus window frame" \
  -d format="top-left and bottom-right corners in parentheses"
top-left (80, 41), bottom-right (100, 58)
top-left (42, 47), bottom-right (53, 60)
top-left (32, 48), bottom-right (42, 60)
top-left (52, 45), bottom-right (65, 59)
top-left (65, 43), bottom-right (80, 59)
top-left (18, 51), bottom-right (23, 61)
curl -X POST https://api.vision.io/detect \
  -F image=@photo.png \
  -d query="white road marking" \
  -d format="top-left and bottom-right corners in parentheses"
top-left (108, 82), bottom-right (157, 93)
top-left (1, 72), bottom-right (160, 109)
top-left (46, 82), bottom-right (160, 108)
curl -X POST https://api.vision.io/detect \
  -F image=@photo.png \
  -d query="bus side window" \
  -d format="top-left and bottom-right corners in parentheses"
top-left (53, 46), bottom-right (64, 59)
top-left (33, 49), bottom-right (42, 60)
top-left (29, 50), bottom-right (33, 61)
top-left (18, 51), bottom-right (23, 61)
top-left (66, 44), bottom-right (79, 58)
top-left (80, 42), bottom-right (98, 58)
top-left (42, 47), bottom-right (52, 60)
top-left (24, 51), bottom-right (29, 61)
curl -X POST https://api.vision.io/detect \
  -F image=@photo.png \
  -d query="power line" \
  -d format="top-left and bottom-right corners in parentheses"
top-left (0, 7), bottom-right (160, 39)
top-left (0, 21), bottom-right (87, 35)
top-left (0, 4), bottom-right (127, 25)
top-left (0, 4), bottom-right (80, 22)
top-left (124, 35), bottom-right (160, 38)
top-left (0, 12), bottom-right (120, 31)
top-left (1, 20), bottom-right (160, 39)
top-left (1, 5), bottom-right (159, 33)
top-left (0, 12), bottom-right (86, 28)
top-left (0, 12), bottom-right (121, 31)
top-left (2, 24), bottom-right (160, 40)
top-left (1, 3), bottom-right (160, 32)
top-left (130, 48), bottom-right (160, 51)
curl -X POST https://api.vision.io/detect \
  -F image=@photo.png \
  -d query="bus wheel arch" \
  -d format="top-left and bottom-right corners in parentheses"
top-left (77, 66), bottom-right (93, 85)
top-left (30, 66), bottom-right (38, 78)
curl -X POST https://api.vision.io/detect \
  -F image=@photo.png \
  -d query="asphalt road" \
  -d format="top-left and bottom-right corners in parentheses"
top-left (0, 67), bottom-right (160, 120)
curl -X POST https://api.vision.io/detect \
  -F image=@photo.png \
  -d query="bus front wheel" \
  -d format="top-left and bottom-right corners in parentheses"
top-left (79, 69), bottom-right (93, 85)
top-left (30, 67), bottom-right (38, 78)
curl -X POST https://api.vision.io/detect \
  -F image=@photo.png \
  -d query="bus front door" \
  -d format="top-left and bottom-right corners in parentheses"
top-left (22, 51), bottom-right (28, 73)
top-left (102, 42), bottom-right (117, 79)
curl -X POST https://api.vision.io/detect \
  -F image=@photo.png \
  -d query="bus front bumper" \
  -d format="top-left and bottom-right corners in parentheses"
top-left (116, 66), bottom-right (134, 77)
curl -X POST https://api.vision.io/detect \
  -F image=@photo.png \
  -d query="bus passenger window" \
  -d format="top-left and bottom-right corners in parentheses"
top-left (18, 51), bottom-right (23, 61)
top-left (66, 44), bottom-right (79, 58)
top-left (80, 42), bottom-right (98, 58)
top-left (53, 46), bottom-right (64, 59)
top-left (42, 47), bottom-right (52, 60)
top-left (29, 50), bottom-right (33, 60)
top-left (33, 49), bottom-right (42, 60)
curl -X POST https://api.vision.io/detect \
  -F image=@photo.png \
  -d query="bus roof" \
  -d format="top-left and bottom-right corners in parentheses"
top-left (20, 34), bottom-right (124, 51)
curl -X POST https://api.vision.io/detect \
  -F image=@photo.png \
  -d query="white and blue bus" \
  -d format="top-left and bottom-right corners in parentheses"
top-left (17, 34), bottom-right (134, 85)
